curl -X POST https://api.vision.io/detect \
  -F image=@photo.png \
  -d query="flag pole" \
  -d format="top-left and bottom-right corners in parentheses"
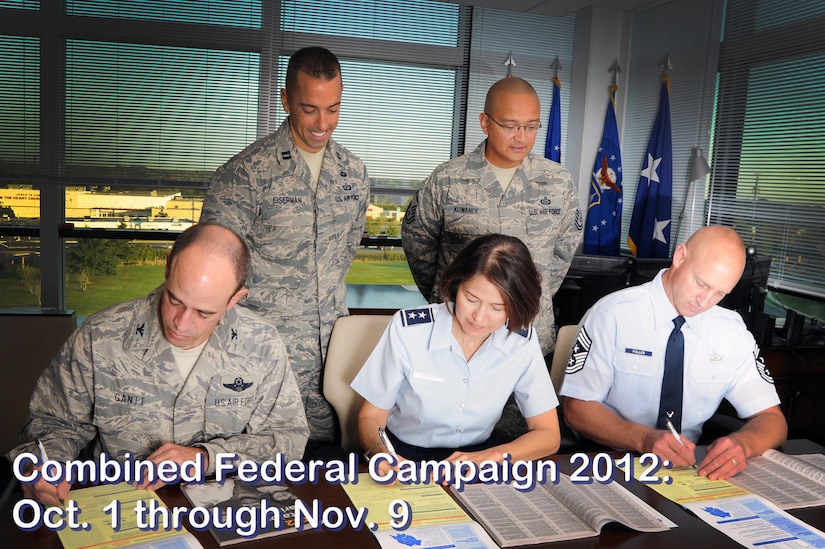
top-left (504, 52), bottom-right (516, 78)
top-left (545, 57), bottom-right (563, 163)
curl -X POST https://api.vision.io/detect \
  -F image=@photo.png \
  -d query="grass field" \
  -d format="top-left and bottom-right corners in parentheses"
top-left (346, 261), bottom-right (414, 285)
top-left (0, 259), bottom-right (414, 318)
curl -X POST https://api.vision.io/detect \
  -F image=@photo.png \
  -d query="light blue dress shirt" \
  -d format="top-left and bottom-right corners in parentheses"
top-left (560, 270), bottom-right (780, 442)
top-left (351, 302), bottom-right (558, 448)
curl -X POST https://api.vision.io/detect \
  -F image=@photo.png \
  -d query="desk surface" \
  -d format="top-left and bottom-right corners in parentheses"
top-left (3, 439), bottom-right (824, 548)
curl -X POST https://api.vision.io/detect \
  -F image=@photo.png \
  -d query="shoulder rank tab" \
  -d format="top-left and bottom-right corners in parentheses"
top-left (401, 307), bottom-right (434, 327)
top-left (515, 326), bottom-right (532, 338)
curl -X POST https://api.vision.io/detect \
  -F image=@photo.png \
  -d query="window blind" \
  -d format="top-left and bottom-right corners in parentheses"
top-left (66, 0), bottom-right (261, 27)
top-left (0, 35), bottom-right (39, 177)
top-left (621, 0), bottom-right (721, 255)
top-left (0, 0), bottom-right (38, 9)
top-left (277, 0), bottom-right (468, 187)
top-left (466, 7), bottom-right (575, 164)
top-left (65, 40), bottom-right (260, 183)
top-left (710, 0), bottom-right (825, 298)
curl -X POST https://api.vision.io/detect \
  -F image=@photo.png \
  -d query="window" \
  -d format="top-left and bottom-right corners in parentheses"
top-left (0, 0), bottom-right (38, 8)
top-left (621, 1), bottom-right (721, 254)
top-left (280, 0), bottom-right (458, 46)
top-left (710, 0), bottom-right (825, 300)
top-left (66, 0), bottom-right (261, 27)
top-left (64, 236), bottom-right (173, 317)
top-left (0, 36), bottom-right (39, 180)
top-left (0, 1), bottom-right (579, 314)
top-left (0, 36), bottom-right (40, 309)
top-left (65, 40), bottom-right (260, 182)
top-left (466, 8), bottom-right (575, 162)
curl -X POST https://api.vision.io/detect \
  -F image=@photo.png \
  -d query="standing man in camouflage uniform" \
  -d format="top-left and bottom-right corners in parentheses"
top-left (403, 76), bottom-right (582, 357)
top-left (201, 47), bottom-right (369, 454)
top-left (11, 223), bottom-right (308, 507)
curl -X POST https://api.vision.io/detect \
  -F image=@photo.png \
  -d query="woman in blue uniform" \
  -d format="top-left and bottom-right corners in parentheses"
top-left (351, 234), bottom-right (560, 471)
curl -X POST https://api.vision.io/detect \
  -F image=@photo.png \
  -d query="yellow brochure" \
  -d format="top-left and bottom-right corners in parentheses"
top-left (625, 457), bottom-right (750, 505)
top-left (55, 483), bottom-right (202, 549)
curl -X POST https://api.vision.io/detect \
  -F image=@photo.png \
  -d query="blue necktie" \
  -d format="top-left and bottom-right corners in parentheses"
top-left (657, 316), bottom-right (686, 431)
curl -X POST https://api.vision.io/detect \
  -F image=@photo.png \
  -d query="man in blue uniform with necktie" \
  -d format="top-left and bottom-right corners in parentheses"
top-left (560, 226), bottom-right (786, 480)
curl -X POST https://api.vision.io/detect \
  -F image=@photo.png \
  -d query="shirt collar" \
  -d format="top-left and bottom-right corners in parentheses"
top-left (651, 270), bottom-right (684, 330)
top-left (428, 302), bottom-right (513, 356)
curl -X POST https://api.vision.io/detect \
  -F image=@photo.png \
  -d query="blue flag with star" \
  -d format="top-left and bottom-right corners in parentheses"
top-left (628, 76), bottom-right (672, 258)
top-left (544, 76), bottom-right (561, 162)
top-left (584, 84), bottom-right (623, 255)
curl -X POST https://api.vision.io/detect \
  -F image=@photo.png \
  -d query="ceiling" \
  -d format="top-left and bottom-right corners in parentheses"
top-left (448, 0), bottom-right (670, 17)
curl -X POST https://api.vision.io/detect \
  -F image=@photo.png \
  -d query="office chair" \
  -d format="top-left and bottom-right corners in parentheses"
top-left (0, 310), bottom-right (77, 455)
top-left (323, 314), bottom-right (393, 454)
top-left (550, 325), bottom-right (579, 393)
top-left (549, 324), bottom-right (607, 453)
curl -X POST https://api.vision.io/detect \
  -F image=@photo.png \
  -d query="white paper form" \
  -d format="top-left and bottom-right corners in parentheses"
top-left (684, 493), bottom-right (825, 548)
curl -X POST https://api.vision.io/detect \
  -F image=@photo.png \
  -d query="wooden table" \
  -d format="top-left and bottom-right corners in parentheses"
top-left (3, 439), bottom-right (823, 548)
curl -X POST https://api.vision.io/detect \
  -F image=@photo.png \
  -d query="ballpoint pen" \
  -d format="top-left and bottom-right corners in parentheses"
top-left (377, 427), bottom-right (398, 459)
top-left (664, 419), bottom-right (697, 469)
top-left (35, 437), bottom-right (66, 505)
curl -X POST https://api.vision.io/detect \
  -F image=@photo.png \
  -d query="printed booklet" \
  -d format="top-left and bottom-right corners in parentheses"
top-left (726, 450), bottom-right (825, 510)
top-left (181, 477), bottom-right (301, 546)
top-left (451, 473), bottom-right (675, 546)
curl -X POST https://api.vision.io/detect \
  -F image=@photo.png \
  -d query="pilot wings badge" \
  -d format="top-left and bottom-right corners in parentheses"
top-left (223, 377), bottom-right (253, 392)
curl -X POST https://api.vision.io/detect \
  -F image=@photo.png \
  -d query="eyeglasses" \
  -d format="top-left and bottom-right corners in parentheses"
top-left (484, 113), bottom-right (542, 134)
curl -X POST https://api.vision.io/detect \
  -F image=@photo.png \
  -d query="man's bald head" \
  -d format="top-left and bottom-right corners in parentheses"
top-left (663, 226), bottom-right (746, 317)
top-left (168, 223), bottom-right (250, 292)
top-left (683, 226), bottom-right (746, 272)
top-left (484, 77), bottom-right (539, 113)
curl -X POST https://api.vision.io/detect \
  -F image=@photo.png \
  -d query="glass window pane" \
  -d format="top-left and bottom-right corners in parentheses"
top-left (0, 35), bottom-right (39, 177)
top-left (64, 237), bottom-right (173, 318)
top-left (67, 0), bottom-right (261, 28)
top-left (65, 187), bottom-right (202, 228)
top-left (0, 184), bottom-right (41, 309)
top-left (281, 0), bottom-right (459, 47)
top-left (711, 1), bottom-right (825, 299)
top-left (0, 0), bottom-right (38, 8)
top-left (66, 41), bottom-right (259, 183)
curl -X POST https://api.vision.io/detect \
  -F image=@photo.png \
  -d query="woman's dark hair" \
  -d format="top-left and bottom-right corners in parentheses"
top-left (440, 234), bottom-right (542, 332)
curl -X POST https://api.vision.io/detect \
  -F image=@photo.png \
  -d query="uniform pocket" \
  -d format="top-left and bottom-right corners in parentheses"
top-left (204, 374), bottom-right (260, 437)
top-left (612, 350), bottom-right (658, 414)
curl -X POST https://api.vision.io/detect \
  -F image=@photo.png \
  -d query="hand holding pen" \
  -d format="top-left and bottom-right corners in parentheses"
top-left (378, 427), bottom-right (398, 460)
top-left (664, 420), bottom-right (697, 469)
top-left (25, 438), bottom-right (69, 506)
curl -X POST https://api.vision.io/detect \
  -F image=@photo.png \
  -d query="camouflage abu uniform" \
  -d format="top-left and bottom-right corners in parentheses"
top-left (201, 119), bottom-right (369, 443)
top-left (9, 287), bottom-right (309, 473)
top-left (402, 140), bottom-right (582, 356)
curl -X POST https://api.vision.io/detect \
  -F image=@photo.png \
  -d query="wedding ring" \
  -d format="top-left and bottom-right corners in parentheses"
top-left (731, 458), bottom-right (738, 466)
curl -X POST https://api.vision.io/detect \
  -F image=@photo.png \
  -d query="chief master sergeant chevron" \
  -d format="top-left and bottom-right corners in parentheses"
top-left (9, 223), bottom-right (309, 507)
top-left (201, 46), bottom-right (369, 455)
top-left (402, 76), bottom-right (582, 358)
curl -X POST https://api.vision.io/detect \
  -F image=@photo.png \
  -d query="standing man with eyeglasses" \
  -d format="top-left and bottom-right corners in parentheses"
top-left (403, 76), bottom-right (582, 359)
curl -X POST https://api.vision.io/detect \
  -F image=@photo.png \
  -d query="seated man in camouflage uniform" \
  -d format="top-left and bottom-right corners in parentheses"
top-left (9, 223), bottom-right (308, 506)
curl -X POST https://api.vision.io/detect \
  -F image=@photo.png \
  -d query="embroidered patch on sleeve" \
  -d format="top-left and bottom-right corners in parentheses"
top-left (404, 204), bottom-right (417, 224)
top-left (565, 327), bottom-right (591, 375)
top-left (755, 356), bottom-right (774, 384)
